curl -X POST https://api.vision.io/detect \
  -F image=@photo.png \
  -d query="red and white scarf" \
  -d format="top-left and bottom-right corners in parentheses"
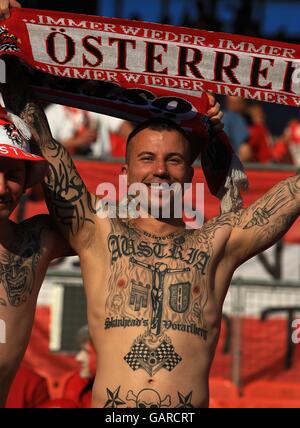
top-left (1, 8), bottom-right (299, 211)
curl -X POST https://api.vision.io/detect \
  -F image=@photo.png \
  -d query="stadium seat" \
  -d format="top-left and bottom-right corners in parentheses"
top-left (209, 378), bottom-right (240, 407)
top-left (244, 380), bottom-right (300, 401)
top-left (235, 397), bottom-right (300, 408)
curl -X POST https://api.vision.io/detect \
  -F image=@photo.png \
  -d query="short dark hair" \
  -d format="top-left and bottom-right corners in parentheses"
top-left (125, 118), bottom-right (201, 164)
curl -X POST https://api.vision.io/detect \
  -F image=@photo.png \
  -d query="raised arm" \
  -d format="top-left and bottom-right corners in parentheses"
top-left (226, 174), bottom-right (300, 266)
top-left (1, 59), bottom-right (98, 250)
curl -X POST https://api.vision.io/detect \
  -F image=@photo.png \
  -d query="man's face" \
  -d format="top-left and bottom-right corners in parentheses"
top-left (75, 340), bottom-right (97, 379)
top-left (0, 158), bottom-right (26, 220)
top-left (123, 128), bottom-right (193, 216)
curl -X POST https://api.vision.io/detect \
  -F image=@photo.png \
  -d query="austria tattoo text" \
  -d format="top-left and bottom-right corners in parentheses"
top-left (105, 218), bottom-right (226, 374)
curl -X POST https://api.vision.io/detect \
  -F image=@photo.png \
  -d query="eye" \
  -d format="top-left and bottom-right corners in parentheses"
top-left (168, 157), bottom-right (181, 164)
top-left (138, 403), bottom-right (146, 408)
top-left (141, 156), bottom-right (153, 161)
top-left (7, 173), bottom-right (22, 182)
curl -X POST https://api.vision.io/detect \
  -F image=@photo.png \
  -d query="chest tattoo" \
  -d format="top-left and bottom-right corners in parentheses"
top-left (105, 221), bottom-right (213, 376)
top-left (0, 227), bottom-right (43, 307)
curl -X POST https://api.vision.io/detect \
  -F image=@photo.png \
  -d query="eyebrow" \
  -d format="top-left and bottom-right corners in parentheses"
top-left (137, 151), bottom-right (185, 159)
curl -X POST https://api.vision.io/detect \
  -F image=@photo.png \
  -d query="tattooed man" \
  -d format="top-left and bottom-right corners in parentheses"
top-left (2, 3), bottom-right (300, 409)
top-left (0, 111), bottom-right (72, 407)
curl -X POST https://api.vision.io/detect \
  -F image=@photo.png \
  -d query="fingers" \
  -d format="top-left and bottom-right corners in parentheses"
top-left (11, 0), bottom-right (21, 7)
top-left (205, 91), bottom-right (216, 106)
top-left (206, 103), bottom-right (224, 122)
top-left (0, 0), bottom-right (20, 21)
top-left (0, 0), bottom-right (10, 20)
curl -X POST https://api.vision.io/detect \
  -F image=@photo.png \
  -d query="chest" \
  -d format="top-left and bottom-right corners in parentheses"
top-left (105, 230), bottom-right (213, 335)
top-left (0, 233), bottom-right (42, 307)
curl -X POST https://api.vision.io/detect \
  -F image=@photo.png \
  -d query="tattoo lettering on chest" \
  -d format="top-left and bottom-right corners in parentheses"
top-left (0, 227), bottom-right (43, 307)
top-left (105, 221), bottom-right (213, 375)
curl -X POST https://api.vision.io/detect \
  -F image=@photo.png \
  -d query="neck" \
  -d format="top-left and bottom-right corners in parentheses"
top-left (131, 216), bottom-right (185, 237)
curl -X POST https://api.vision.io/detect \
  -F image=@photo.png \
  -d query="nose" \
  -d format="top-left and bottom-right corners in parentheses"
top-left (0, 173), bottom-right (7, 195)
top-left (153, 159), bottom-right (169, 179)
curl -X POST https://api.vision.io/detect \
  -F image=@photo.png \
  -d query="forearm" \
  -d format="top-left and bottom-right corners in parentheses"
top-left (230, 175), bottom-right (300, 264)
top-left (22, 102), bottom-right (97, 236)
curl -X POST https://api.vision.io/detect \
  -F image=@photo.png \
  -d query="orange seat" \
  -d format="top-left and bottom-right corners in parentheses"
top-left (244, 380), bottom-right (300, 401)
top-left (209, 378), bottom-right (239, 400)
top-left (235, 397), bottom-right (300, 408)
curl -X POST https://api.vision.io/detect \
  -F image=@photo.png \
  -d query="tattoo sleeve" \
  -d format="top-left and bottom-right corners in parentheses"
top-left (1, 58), bottom-right (97, 246)
top-left (229, 175), bottom-right (300, 264)
top-left (1, 63), bottom-right (97, 246)
top-left (25, 103), bottom-right (98, 244)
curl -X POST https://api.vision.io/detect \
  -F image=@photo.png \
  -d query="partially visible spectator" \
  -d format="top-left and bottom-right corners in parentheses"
top-left (281, 117), bottom-right (300, 166)
top-left (45, 105), bottom-right (98, 156)
top-left (62, 325), bottom-right (96, 408)
top-left (95, 114), bottom-right (133, 159)
top-left (270, 115), bottom-right (300, 165)
top-left (222, 96), bottom-right (252, 162)
top-left (246, 104), bottom-right (272, 163)
top-left (45, 104), bottom-right (133, 159)
top-left (5, 366), bottom-right (50, 408)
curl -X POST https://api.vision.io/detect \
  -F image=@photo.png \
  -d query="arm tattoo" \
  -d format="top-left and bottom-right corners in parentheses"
top-left (227, 176), bottom-right (300, 262)
top-left (237, 177), bottom-right (300, 233)
top-left (20, 102), bottom-right (97, 236)
top-left (43, 139), bottom-right (97, 235)
top-left (241, 181), bottom-right (297, 229)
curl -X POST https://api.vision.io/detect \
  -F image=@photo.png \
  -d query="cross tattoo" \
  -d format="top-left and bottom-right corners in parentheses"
top-left (130, 256), bottom-right (190, 335)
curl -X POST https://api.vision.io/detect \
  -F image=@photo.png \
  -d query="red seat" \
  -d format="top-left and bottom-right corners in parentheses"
top-left (209, 378), bottom-right (239, 400)
top-left (209, 378), bottom-right (240, 407)
top-left (244, 380), bottom-right (300, 401)
top-left (235, 397), bottom-right (300, 408)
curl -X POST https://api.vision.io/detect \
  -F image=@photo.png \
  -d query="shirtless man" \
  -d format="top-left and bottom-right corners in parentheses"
top-left (2, 3), bottom-right (300, 409)
top-left (0, 110), bottom-right (71, 406)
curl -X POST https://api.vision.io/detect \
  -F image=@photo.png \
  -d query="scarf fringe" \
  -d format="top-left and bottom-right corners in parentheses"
top-left (7, 112), bottom-right (32, 141)
top-left (218, 153), bottom-right (249, 214)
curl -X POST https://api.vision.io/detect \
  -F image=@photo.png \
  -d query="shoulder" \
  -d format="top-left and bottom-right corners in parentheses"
top-left (17, 215), bottom-right (63, 248)
top-left (18, 214), bottom-right (53, 235)
top-left (19, 215), bottom-right (75, 259)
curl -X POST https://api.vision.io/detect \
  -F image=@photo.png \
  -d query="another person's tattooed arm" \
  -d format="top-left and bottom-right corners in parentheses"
top-left (1, 60), bottom-right (97, 249)
top-left (226, 175), bottom-right (300, 266)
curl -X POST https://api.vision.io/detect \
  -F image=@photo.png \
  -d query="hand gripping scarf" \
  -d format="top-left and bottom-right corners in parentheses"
top-left (0, 8), bottom-right (299, 211)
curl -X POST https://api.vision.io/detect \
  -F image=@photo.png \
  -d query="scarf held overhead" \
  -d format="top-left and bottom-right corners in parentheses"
top-left (1, 8), bottom-right (297, 210)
